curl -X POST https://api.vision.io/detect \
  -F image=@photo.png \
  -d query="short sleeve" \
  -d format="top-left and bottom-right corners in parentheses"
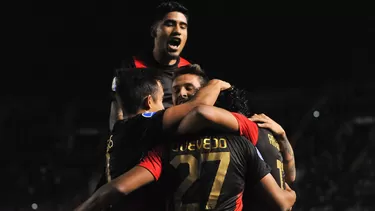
top-left (138, 147), bottom-right (163, 181)
top-left (139, 110), bottom-right (167, 148)
top-left (231, 112), bottom-right (259, 145)
top-left (246, 142), bottom-right (272, 186)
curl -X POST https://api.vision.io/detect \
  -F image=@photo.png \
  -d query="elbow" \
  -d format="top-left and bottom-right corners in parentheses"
top-left (286, 175), bottom-right (296, 184)
top-left (113, 183), bottom-right (130, 196)
top-left (286, 167), bottom-right (297, 183)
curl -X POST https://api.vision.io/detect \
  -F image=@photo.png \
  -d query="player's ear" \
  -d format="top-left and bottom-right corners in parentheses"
top-left (144, 95), bottom-right (152, 110)
top-left (150, 26), bottom-right (156, 38)
top-left (150, 21), bottom-right (159, 38)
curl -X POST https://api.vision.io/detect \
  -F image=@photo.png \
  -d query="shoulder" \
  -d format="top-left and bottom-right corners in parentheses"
top-left (120, 56), bottom-right (136, 68)
top-left (178, 56), bottom-right (191, 67)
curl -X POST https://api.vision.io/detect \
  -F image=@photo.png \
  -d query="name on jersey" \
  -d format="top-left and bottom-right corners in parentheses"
top-left (171, 137), bottom-right (228, 152)
top-left (268, 134), bottom-right (280, 151)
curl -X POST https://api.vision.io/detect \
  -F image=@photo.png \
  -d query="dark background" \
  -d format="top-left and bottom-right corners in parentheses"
top-left (1, 0), bottom-right (374, 210)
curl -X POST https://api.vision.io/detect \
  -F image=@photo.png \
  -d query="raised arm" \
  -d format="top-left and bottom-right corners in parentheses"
top-left (176, 105), bottom-right (261, 146)
top-left (250, 113), bottom-right (296, 183)
top-left (109, 100), bottom-right (123, 131)
top-left (177, 105), bottom-right (240, 134)
top-left (162, 79), bottom-right (231, 130)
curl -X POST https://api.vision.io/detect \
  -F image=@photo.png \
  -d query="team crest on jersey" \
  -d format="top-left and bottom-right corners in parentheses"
top-left (142, 112), bottom-right (156, 118)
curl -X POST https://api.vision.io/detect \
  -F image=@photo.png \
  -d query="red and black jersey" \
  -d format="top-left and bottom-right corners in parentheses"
top-left (231, 113), bottom-right (286, 211)
top-left (138, 133), bottom-right (271, 211)
top-left (112, 52), bottom-right (190, 108)
top-left (99, 110), bottom-right (168, 211)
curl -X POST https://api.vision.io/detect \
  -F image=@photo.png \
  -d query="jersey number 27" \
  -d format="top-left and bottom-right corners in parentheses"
top-left (170, 152), bottom-right (230, 210)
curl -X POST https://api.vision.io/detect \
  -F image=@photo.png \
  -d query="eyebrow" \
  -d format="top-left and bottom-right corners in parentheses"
top-left (172, 83), bottom-right (194, 90)
top-left (164, 19), bottom-right (188, 26)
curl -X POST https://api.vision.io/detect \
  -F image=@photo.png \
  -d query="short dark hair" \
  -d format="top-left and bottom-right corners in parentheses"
top-left (173, 64), bottom-right (209, 87)
top-left (153, 1), bottom-right (189, 23)
top-left (215, 86), bottom-right (253, 117)
top-left (116, 69), bottom-right (162, 115)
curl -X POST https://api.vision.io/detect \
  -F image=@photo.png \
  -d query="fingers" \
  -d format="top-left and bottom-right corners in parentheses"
top-left (249, 113), bottom-right (270, 123)
top-left (256, 122), bottom-right (271, 129)
top-left (284, 182), bottom-right (291, 191)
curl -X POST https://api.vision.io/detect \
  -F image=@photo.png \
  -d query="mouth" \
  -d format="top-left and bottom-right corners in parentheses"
top-left (167, 37), bottom-right (181, 51)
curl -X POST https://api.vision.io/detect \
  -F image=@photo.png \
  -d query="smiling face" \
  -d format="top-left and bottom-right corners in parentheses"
top-left (172, 73), bottom-right (202, 105)
top-left (153, 11), bottom-right (188, 60)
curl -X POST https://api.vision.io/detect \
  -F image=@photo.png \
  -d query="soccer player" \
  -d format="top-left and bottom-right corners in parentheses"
top-left (93, 67), bottom-right (231, 210)
top-left (75, 67), bottom-right (296, 211)
top-left (243, 113), bottom-right (296, 210)
top-left (171, 65), bottom-right (296, 189)
top-left (171, 68), bottom-right (296, 210)
top-left (110, 1), bottom-right (192, 131)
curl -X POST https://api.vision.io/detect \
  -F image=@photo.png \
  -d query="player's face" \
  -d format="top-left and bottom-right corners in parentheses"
top-left (172, 74), bottom-right (201, 105)
top-left (149, 81), bottom-right (165, 111)
top-left (154, 11), bottom-right (188, 59)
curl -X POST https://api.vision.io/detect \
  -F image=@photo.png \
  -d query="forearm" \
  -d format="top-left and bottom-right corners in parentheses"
top-left (177, 105), bottom-right (239, 135)
top-left (278, 134), bottom-right (296, 183)
top-left (260, 174), bottom-right (295, 211)
top-left (190, 79), bottom-right (223, 106)
top-left (163, 80), bottom-right (226, 130)
top-left (109, 100), bottom-right (124, 131)
top-left (75, 183), bottom-right (121, 211)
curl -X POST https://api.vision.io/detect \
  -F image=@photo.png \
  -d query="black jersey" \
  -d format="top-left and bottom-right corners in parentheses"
top-left (101, 110), bottom-right (167, 211)
top-left (139, 134), bottom-right (271, 211)
top-left (112, 52), bottom-right (190, 108)
top-left (230, 112), bottom-right (285, 211)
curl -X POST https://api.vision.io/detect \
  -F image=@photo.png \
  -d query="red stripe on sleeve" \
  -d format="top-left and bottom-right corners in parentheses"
top-left (178, 57), bottom-right (190, 67)
top-left (138, 147), bottom-right (163, 181)
top-left (230, 112), bottom-right (259, 145)
top-left (133, 56), bottom-right (147, 68)
top-left (235, 191), bottom-right (244, 211)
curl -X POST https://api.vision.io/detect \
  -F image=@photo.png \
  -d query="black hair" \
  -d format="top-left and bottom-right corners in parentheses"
top-left (151, 1), bottom-right (189, 37)
top-left (173, 64), bottom-right (209, 87)
top-left (116, 69), bottom-right (162, 115)
top-left (153, 1), bottom-right (189, 23)
top-left (215, 86), bottom-right (253, 117)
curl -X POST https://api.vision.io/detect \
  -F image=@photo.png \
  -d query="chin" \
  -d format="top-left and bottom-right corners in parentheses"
top-left (167, 52), bottom-right (180, 59)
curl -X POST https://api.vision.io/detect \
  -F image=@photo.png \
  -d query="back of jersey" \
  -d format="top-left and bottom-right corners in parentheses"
top-left (164, 134), bottom-right (270, 211)
top-left (243, 128), bottom-right (285, 211)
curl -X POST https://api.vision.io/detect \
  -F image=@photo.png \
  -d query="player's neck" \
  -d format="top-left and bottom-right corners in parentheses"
top-left (153, 49), bottom-right (178, 66)
top-left (129, 109), bottom-right (148, 118)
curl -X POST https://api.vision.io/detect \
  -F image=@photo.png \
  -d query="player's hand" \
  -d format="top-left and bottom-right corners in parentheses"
top-left (249, 113), bottom-right (286, 137)
top-left (208, 79), bottom-right (231, 91)
top-left (284, 183), bottom-right (296, 210)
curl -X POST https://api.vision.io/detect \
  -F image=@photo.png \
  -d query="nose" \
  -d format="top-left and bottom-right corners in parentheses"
top-left (179, 87), bottom-right (188, 98)
top-left (172, 25), bottom-right (181, 35)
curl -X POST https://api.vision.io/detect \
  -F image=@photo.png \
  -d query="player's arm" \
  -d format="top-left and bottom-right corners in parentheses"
top-left (250, 113), bottom-right (296, 183)
top-left (162, 79), bottom-right (231, 130)
top-left (247, 143), bottom-right (296, 211)
top-left (260, 175), bottom-right (296, 211)
top-left (75, 148), bottom-right (162, 211)
top-left (74, 166), bottom-right (155, 211)
top-left (177, 105), bottom-right (258, 144)
top-left (109, 99), bottom-right (123, 131)
top-left (177, 105), bottom-right (239, 134)
top-left (109, 76), bottom-right (125, 131)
